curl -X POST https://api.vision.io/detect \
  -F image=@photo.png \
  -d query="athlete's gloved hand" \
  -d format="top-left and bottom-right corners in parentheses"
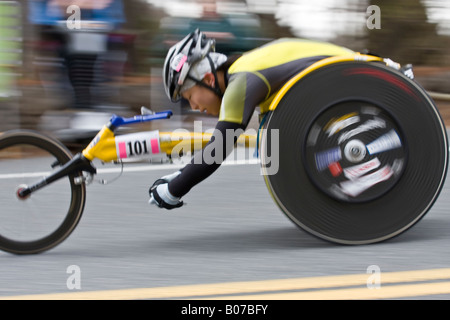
top-left (148, 171), bottom-right (183, 210)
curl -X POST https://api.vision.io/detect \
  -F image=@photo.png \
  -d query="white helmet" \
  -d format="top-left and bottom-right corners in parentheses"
top-left (163, 29), bottom-right (226, 102)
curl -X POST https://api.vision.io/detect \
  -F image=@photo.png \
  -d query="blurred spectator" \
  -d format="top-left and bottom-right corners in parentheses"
top-left (153, 0), bottom-right (269, 113)
top-left (27, 0), bottom-right (126, 109)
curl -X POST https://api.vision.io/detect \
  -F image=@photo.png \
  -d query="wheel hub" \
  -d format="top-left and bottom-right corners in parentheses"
top-left (344, 140), bottom-right (366, 163)
top-left (16, 184), bottom-right (30, 201)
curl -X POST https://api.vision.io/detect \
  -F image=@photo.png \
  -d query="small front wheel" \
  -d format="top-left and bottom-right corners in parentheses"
top-left (0, 130), bottom-right (86, 254)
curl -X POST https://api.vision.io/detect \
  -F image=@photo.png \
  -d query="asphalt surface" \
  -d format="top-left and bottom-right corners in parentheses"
top-left (1, 150), bottom-right (450, 300)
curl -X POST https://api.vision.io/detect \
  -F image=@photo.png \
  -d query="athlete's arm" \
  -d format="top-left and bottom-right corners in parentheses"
top-left (167, 72), bottom-right (269, 198)
top-left (168, 120), bottom-right (246, 198)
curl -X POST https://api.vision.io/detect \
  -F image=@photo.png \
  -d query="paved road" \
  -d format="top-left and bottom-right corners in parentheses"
top-left (1, 154), bottom-right (450, 300)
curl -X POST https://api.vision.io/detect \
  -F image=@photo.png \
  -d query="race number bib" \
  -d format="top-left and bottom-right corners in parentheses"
top-left (115, 131), bottom-right (161, 160)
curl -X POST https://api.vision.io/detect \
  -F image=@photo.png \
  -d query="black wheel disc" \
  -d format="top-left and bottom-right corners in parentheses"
top-left (261, 61), bottom-right (448, 244)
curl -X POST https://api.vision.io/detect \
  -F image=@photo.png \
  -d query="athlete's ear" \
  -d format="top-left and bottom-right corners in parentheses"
top-left (202, 72), bottom-right (215, 87)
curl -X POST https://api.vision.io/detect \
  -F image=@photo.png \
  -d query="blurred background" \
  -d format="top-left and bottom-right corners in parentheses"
top-left (0, 0), bottom-right (449, 147)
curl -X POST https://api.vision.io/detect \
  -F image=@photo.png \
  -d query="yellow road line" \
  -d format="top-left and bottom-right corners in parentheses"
top-left (2, 268), bottom-right (450, 300)
top-left (211, 281), bottom-right (450, 300)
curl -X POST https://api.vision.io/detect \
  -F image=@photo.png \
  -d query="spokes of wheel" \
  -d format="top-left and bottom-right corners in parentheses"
top-left (304, 101), bottom-right (407, 203)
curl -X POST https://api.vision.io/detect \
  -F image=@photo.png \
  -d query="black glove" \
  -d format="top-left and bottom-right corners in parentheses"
top-left (149, 179), bottom-right (183, 210)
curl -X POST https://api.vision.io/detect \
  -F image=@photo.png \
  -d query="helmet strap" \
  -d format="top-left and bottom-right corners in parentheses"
top-left (184, 55), bottom-right (224, 98)
top-left (191, 78), bottom-right (223, 98)
top-left (206, 55), bottom-right (223, 96)
top-left (199, 55), bottom-right (224, 98)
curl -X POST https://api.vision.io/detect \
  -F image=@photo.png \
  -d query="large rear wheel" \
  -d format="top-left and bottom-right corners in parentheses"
top-left (260, 61), bottom-right (448, 244)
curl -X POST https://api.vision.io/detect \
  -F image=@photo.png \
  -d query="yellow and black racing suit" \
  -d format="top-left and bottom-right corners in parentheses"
top-left (168, 38), bottom-right (353, 197)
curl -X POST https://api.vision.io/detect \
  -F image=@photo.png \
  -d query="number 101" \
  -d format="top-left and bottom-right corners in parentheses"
top-left (127, 140), bottom-right (148, 156)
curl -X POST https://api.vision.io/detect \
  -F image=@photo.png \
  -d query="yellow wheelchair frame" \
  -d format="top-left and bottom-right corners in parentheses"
top-left (80, 111), bottom-right (256, 165)
top-left (268, 53), bottom-right (384, 112)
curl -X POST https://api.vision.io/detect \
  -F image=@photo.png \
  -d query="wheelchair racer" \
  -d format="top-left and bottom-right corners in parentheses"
top-left (149, 29), bottom-right (354, 209)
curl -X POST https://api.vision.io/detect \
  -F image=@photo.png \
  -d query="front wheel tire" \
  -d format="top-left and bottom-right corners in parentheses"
top-left (0, 130), bottom-right (86, 254)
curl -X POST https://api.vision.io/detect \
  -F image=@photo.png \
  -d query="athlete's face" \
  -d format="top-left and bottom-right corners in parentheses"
top-left (181, 73), bottom-right (221, 116)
